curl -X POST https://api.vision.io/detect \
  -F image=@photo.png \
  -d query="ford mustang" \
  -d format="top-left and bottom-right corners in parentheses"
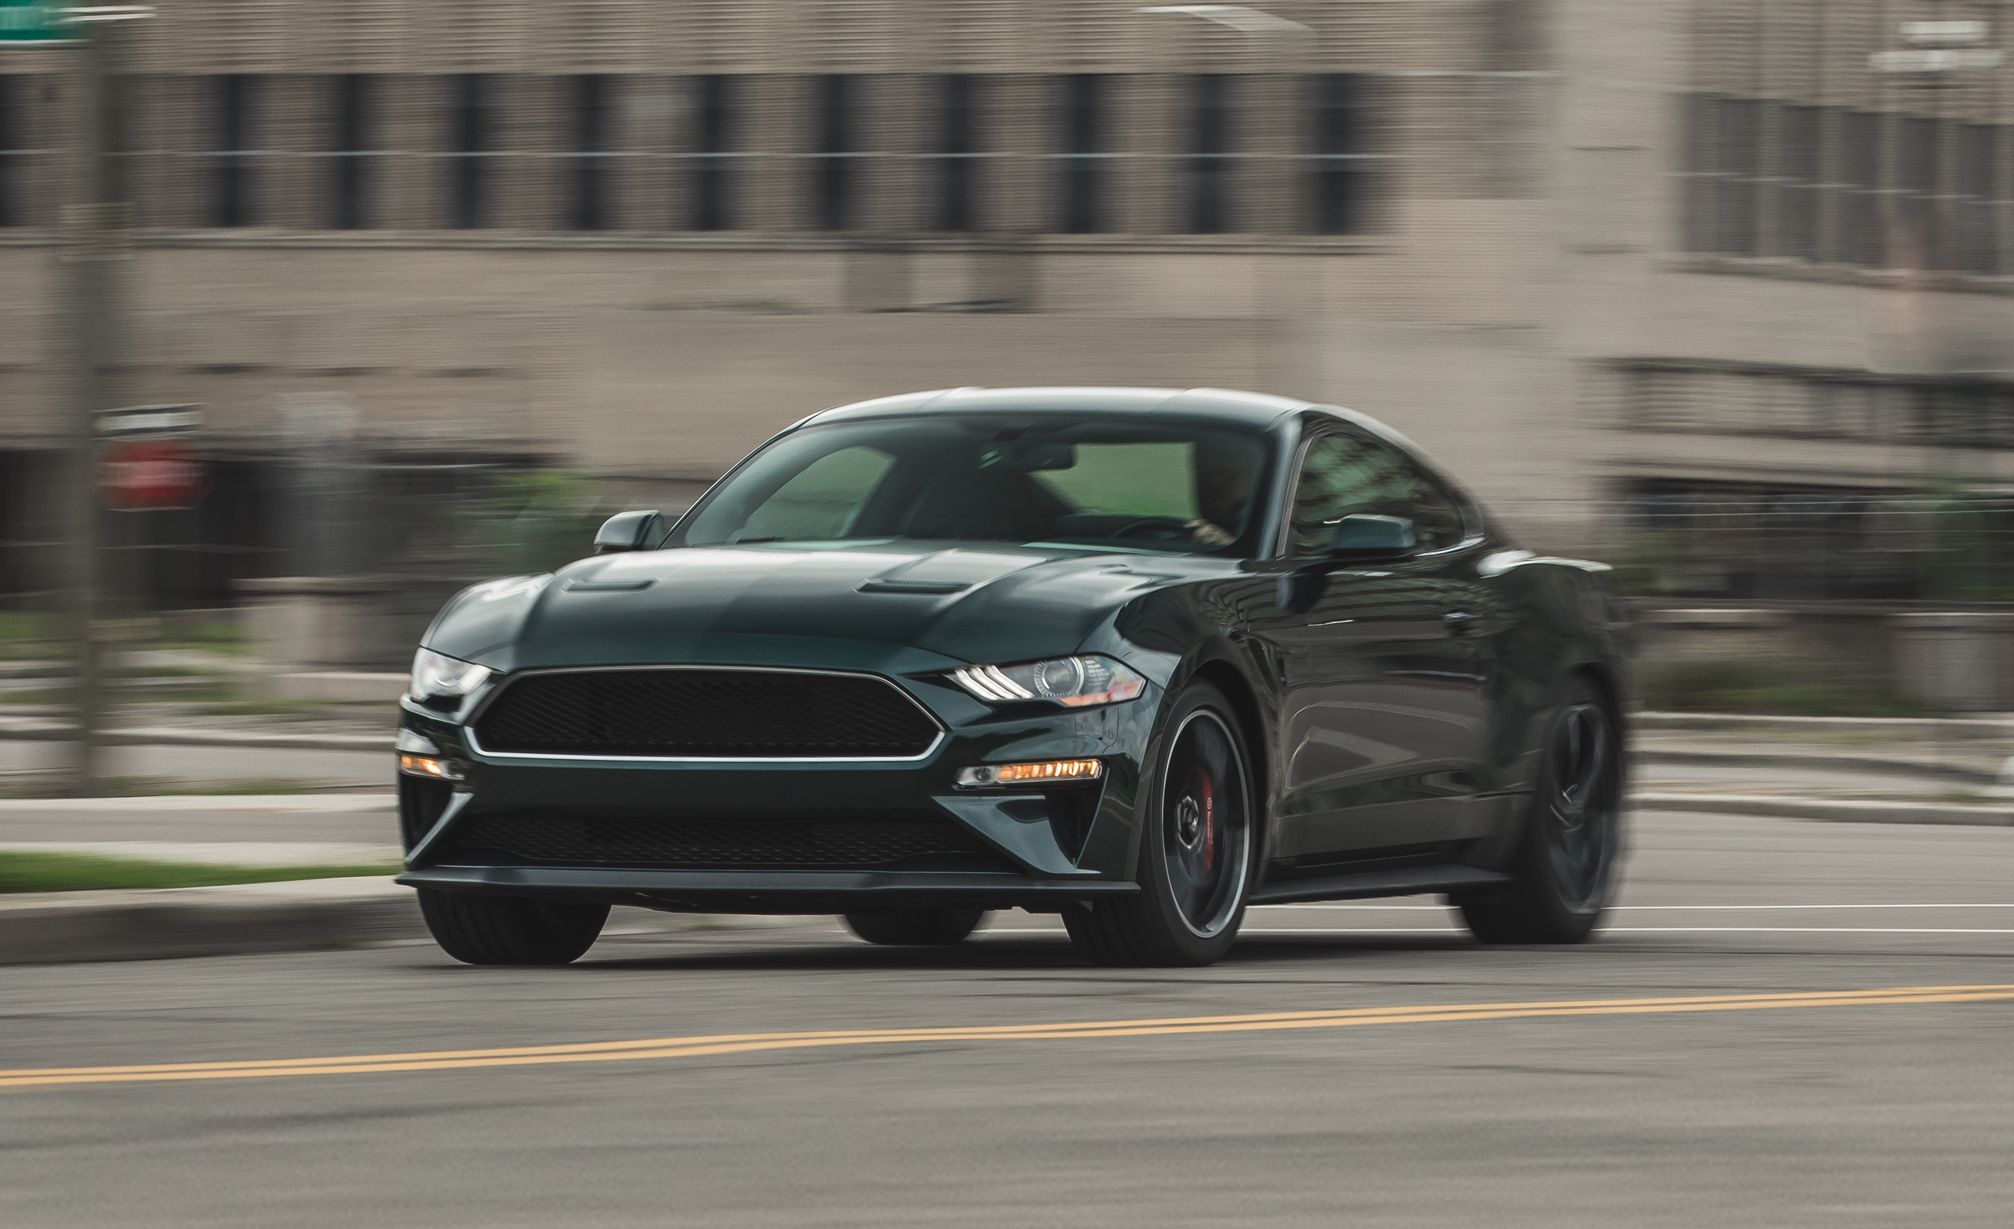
top-left (395, 388), bottom-right (1630, 967)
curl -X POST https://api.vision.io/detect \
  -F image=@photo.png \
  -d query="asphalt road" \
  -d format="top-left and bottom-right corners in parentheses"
top-left (4, 808), bottom-right (2012, 1228)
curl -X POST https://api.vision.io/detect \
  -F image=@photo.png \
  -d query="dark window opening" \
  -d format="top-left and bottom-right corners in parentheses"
top-left (331, 74), bottom-right (371, 230)
top-left (214, 74), bottom-right (254, 228)
top-left (1770, 103), bottom-right (1818, 261)
top-left (813, 74), bottom-right (852, 231)
top-left (693, 74), bottom-right (732, 231)
top-left (1059, 74), bottom-right (1104, 234)
top-left (1896, 115), bottom-right (1938, 273)
top-left (450, 74), bottom-right (489, 229)
top-left (568, 74), bottom-right (608, 231)
top-left (1833, 109), bottom-right (1881, 267)
top-left (0, 76), bottom-right (17, 226)
top-left (937, 73), bottom-right (976, 232)
top-left (1713, 95), bottom-right (1758, 257)
top-left (1188, 74), bottom-right (1233, 234)
top-left (1310, 73), bottom-right (1366, 235)
top-left (1958, 123), bottom-right (1999, 276)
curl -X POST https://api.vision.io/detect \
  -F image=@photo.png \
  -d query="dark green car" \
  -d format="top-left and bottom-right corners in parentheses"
top-left (396, 388), bottom-right (1630, 967)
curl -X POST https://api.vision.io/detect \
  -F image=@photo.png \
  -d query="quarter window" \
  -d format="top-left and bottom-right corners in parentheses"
top-left (1289, 431), bottom-right (1466, 555)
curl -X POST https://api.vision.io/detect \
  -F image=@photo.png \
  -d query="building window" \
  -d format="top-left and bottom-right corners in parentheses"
top-left (1956, 123), bottom-right (1999, 276)
top-left (213, 74), bottom-right (255, 228)
top-left (1309, 73), bottom-right (1368, 235)
top-left (330, 74), bottom-right (371, 230)
top-left (1187, 74), bottom-right (1235, 234)
top-left (1713, 96), bottom-right (1758, 257)
top-left (812, 74), bottom-right (852, 231)
top-left (1769, 103), bottom-right (1818, 261)
top-left (1895, 115), bottom-right (1938, 272)
top-left (0, 76), bottom-right (18, 226)
top-left (936, 73), bottom-right (977, 232)
top-left (449, 74), bottom-right (489, 229)
top-left (692, 74), bottom-right (732, 231)
top-left (1058, 74), bottom-right (1105, 234)
top-left (1832, 109), bottom-right (1881, 267)
top-left (567, 75), bottom-right (610, 231)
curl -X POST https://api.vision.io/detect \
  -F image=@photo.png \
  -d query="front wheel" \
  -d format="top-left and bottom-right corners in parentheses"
top-left (1064, 682), bottom-right (1257, 967)
top-left (842, 909), bottom-right (986, 946)
top-left (1457, 678), bottom-right (1623, 944)
top-left (416, 889), bottom-right (609, 966)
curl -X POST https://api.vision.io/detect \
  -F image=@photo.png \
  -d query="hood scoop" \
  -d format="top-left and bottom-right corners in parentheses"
top-left (564, 577), bottom-right (657, 593)
top-left (857, 578), bottom-right (972, 596)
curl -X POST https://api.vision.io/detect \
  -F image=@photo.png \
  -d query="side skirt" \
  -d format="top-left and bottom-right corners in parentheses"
top-left (1248, 864), bottom-right (1511, 907)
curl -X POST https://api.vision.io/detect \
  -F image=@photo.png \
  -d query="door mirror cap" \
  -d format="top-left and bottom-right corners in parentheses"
top-left (1327, 514), bottom-right (1417, 561)
top-left (594, 509), bottom-right (666, 554)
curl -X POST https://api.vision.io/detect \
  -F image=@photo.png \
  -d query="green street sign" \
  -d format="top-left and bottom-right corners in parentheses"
top-left (0, 1), bottom-right (77, 45)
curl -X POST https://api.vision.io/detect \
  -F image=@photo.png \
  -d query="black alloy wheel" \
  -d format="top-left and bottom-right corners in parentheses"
top-left (1457, 676), bottom-right (1623, 944)
top-left (1064, 682), bottom-right (1256, 967)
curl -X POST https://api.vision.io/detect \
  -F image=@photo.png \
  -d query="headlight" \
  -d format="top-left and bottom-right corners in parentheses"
top-left (949, 655), bottom-right (1146, 708)
top-left (408, 648), bottom-right (492, 703)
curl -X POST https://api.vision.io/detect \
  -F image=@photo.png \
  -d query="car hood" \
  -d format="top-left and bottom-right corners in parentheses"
top-left (424, 541), bottom-right (1204, 673)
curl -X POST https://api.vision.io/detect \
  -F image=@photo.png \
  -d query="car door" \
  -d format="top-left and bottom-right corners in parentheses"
top-left (1253, 423), bottom-right (1496, 865)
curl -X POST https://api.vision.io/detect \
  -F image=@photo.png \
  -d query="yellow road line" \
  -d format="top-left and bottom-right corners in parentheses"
top-left (4, 984), bottom-right (2010, 1091)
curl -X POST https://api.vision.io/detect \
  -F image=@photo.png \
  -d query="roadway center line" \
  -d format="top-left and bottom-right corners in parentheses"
top-left (1257, 903), bottom-right (2014, 911)
top-left (4, 984), bottom-right (2010, 1091)
top-left (1229, 927), bottom-right (2014, 936)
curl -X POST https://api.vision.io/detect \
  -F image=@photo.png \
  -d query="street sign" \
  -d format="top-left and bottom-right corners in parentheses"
top-left (101, 437), bottom-right (206, 511)
top-left (96, 403), bottom-right (205, 511)
top-left (96, 403), bottom-right (203, 438)
top-left (0, 1), bottom-right (77, 45)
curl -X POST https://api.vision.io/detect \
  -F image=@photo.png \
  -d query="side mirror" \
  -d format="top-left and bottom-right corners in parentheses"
top-left (594, 510), bottom-right (666, 555)
top-left (1327, 513), bottom-right (1417, 562)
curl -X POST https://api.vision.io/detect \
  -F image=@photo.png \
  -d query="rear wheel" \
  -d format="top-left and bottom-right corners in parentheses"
top-left (417, 888), bottom-right (609, 966)
top-left (1064, 683), bottom-right (1256, 967)
top-left (842, 909), bottom-right (986, 946)
top-left (1458, 678), bottom-right (1623, 945)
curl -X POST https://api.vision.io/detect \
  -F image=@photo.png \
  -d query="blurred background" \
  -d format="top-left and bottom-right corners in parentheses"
top-left (3, 0), bottom-right (2014, 786)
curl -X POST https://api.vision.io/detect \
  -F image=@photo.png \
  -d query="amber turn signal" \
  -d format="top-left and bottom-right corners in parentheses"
top-left (956, 759), bottom-right (1104, 788)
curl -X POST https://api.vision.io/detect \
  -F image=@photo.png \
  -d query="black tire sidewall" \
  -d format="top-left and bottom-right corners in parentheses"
top-left (1130, 681), bottom-right (1259, 965)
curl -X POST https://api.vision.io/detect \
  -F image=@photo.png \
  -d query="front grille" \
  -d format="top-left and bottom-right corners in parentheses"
top-left (470, 668), bottom-right (942, 759)
top-left (439, 814), bottom-right (1005, 872)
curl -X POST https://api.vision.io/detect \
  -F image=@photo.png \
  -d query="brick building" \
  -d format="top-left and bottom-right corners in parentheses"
top-left (1, 0), bottom-right (2011, 606)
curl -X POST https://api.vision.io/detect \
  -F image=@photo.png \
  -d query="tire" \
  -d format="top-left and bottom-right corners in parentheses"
top-left (1457, 676), bottom-right (1624, 945)
top-left (842, 909), bottom-right (987, 946)
top-left (416, 888), bottom-right (609, 966)
top-left (1063, 682), bottom-right (1258, 968)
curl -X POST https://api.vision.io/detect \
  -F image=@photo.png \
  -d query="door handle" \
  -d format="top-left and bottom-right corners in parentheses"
top-left (1442, 610), bottom-right (1478, 637)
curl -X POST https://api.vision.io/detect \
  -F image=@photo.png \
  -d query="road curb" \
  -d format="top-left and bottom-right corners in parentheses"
top-left (0, 877), bottom-right (792, 966)
top-left (1634, 791), bottom-right (2014, 827)
top-left (0, 877), bottom-right (423, 966)
top-left (1638, 747), bottom-right (2002, 785)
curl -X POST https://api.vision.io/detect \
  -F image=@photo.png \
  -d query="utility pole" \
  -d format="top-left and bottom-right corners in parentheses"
top-left (3, 3), bottom-right (153, 793)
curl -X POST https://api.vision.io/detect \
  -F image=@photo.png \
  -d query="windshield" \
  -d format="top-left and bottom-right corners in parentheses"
top-left (677, 416), bottom-right (1273, 556)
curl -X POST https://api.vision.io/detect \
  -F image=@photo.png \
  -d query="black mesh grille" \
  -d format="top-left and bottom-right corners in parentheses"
top-left (440, 814), bottom-right (1004, 872)
top-left (471, 669), bottom-right (941, 759)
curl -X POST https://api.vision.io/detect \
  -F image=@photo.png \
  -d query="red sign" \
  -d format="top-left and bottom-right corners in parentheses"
top-left (101, 438), bottom-right (207, 511)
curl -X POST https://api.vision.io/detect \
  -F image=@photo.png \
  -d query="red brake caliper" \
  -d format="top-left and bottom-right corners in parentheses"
top-left (1199, 771), bottom-right (1216, 872)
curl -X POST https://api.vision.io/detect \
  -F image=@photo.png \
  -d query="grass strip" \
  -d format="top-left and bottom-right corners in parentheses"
top-left (0, 852), bottom-right (397, 894)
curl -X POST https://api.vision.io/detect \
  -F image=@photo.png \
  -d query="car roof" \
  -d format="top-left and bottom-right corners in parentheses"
top-left (803, 387), bottom-right (1312, 429)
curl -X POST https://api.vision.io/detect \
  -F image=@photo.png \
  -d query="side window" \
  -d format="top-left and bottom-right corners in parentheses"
top-left (1289, 431), bottom-right (1467, 555)
top-left (736, 447), bottom-right (893, 542)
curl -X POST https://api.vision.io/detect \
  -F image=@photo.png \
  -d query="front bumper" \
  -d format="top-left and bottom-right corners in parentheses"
top-left (393, 673), bottom-right (1160, 912)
